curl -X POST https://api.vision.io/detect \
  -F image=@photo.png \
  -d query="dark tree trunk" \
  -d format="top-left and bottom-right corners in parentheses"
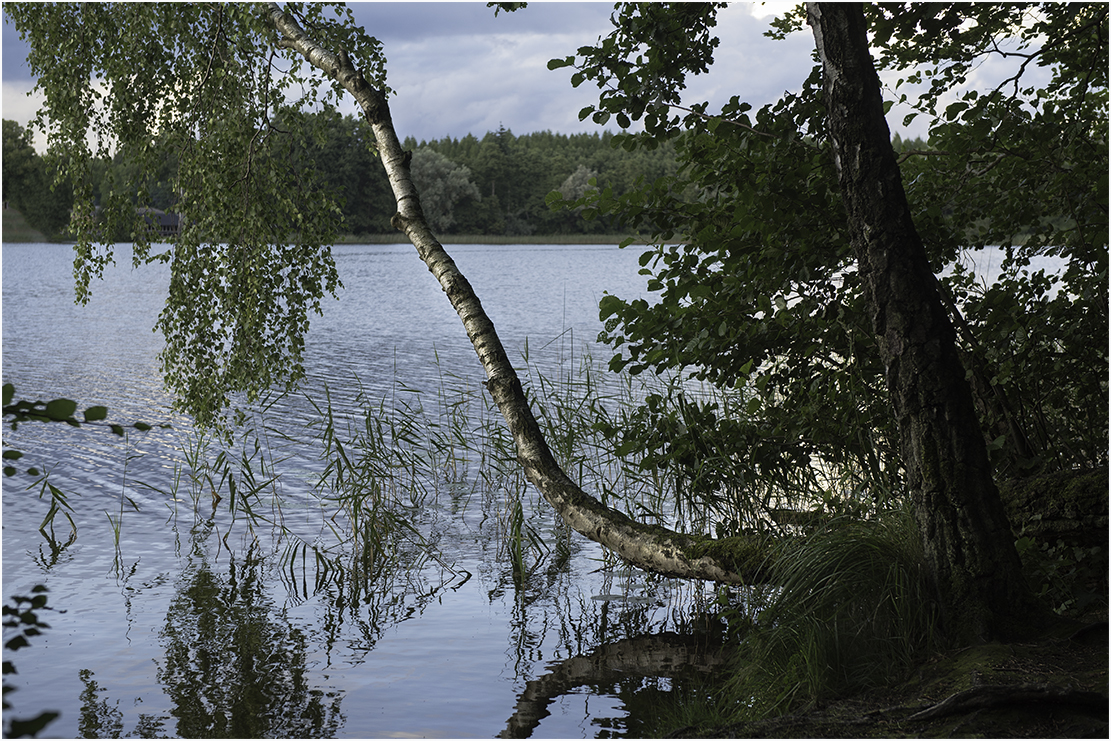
top-left (806, 2), bottom-right (1047, 641)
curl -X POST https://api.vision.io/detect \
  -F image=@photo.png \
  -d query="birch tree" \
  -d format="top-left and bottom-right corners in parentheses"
top-left (7, 2), bottom-right (1102, 642)
top-left (6, 1), bottom-right (761, 584)
top-left (806, 1), bottom-right (1045, 641)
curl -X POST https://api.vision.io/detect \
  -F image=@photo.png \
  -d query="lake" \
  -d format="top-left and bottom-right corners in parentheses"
top-left (2, 240), bottom-right (1065, 738)
top-left (2, 241), bottom-right (726, 739)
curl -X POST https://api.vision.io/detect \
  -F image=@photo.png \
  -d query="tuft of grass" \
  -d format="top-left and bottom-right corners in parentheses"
top-left (716, 506), bottom-right (942, 722)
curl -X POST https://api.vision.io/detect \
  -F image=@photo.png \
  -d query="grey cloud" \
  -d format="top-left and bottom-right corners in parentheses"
top-left (351, 2), bottom-right (616, 42)
top-left (3, 2), bottom-right (820, 143)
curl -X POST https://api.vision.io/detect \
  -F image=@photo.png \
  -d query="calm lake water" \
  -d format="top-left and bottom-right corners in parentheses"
top-left (2, 240), bottom-right (1064, 738)
top-left (2, 242), bottom-right (726, 739)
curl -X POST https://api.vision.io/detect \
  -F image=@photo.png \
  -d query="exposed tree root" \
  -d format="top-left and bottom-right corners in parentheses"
top-left (907, 683), bottom-right (1108, 722)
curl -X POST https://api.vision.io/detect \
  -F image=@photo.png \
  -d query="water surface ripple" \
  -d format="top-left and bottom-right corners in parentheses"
top-left (3, 241), bottom-right (721, 739)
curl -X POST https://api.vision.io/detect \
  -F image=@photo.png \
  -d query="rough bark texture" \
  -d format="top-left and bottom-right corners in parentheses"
top-left (266, 3), bottom-right (766, 585)
top-left (806, 2), bottom-right (1046, 640)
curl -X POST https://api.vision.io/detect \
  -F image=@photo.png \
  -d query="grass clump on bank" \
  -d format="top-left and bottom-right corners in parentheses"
top-left (734, 509), bottom-right (939, 713)
top-left (658, 507), bottom-right (942, 731)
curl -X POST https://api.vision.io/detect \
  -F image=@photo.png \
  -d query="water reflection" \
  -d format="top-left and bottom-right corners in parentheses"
top-left (78, 669), bottom-right (167, 738)
top-left (499, 630), bottom-right (727, 738)
top-left (4, 243), bottom-right (724, 737)
top-left (157, 532), bottom-right (344, 738)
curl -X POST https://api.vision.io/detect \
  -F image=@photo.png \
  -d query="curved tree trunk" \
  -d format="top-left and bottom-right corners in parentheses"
top-left (805, 2), bottom-right (1048, 641)
top-left (267, 4), bottom-right (766, 585)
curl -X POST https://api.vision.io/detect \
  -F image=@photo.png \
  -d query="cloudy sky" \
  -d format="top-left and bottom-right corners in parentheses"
top-left (4, 1), bottom-right (1038, 151)
top-left (3, 1), bottom-right (822, 149)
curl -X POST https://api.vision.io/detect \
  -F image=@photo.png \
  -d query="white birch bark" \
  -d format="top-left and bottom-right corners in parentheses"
top-left (267, 3), bottom-right (764, 584)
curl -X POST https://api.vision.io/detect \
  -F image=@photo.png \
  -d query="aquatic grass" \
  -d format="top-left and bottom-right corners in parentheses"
top-left (105, 435), bottom-right (142, 562)
top-left (27, 472), bottom-right (77, 544)
top-left (308, 383), bottom-right (424, 557)
top-left (143, 327), bottom-right (683, 600)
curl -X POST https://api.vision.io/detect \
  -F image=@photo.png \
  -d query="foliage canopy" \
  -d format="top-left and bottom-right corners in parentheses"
top-left (555, 2), bottom-right (1107, 527)
top-left (5, 2), bottom-right (392, 426)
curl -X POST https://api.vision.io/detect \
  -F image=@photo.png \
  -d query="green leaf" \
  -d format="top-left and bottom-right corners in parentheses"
top-left (4, 635), bottom-right (29, 651)
top-left (44, 399), bottom-right (77, 422)
top-left (133, 422), bottom-right (152, 431)
top-left (2, 450), bottom-right (23, 460)
top-left (944, 100), bottom-right (969, 121)
top-left (2, 383), bottom-right (13, 406)
top-left (599, 294), bottom-right (624, 320)
top-left (83, 405), bottom-right (108, 422)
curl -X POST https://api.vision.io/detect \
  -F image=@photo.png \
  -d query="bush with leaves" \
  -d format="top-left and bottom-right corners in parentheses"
top-left (553, 3), bottom-right (1107, 527)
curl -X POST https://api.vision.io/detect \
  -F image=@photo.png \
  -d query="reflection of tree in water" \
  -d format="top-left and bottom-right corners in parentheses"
top-left (498, 629), bottom-right (727, 738)
top-left (498, 555), bottom-right (729, 739)
top-left (78, 669), bottom-right (168, 738)
top-left (157, 542), bottom-right (344, 738)
top-left (279, 516), bottom-right (466, 665)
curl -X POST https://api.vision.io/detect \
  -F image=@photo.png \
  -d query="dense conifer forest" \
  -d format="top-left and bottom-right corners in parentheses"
top-left (5, 115), bottom-right (720, 239)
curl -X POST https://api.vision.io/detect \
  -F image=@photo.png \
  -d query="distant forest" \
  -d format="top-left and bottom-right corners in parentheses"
top-left (3, 115), bottom-right (927, 240)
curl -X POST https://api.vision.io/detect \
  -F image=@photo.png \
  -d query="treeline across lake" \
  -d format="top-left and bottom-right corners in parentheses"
top-left (3, 114), bottom-right (690, 240)
top-left (4, 114), bottom-right (932, 241)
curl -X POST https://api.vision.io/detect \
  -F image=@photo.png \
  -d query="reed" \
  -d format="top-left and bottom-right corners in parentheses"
top-left (140, 330), bottom-right (712, 601)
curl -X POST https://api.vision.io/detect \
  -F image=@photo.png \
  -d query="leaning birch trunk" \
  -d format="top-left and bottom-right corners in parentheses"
top-left (267, 4), bottom-right (763, 585)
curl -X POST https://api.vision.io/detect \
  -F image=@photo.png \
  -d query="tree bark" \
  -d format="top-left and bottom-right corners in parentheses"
top-left (266, 3), bottom-right (767, 585)
top-left (806, 2), bottom-right (1047, 641)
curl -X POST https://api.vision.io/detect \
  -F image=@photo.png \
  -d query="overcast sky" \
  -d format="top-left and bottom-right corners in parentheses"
top-left (4, 1), bottom-right (1038, 152)
top-left (3, 1), bottom-right (823, 149)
